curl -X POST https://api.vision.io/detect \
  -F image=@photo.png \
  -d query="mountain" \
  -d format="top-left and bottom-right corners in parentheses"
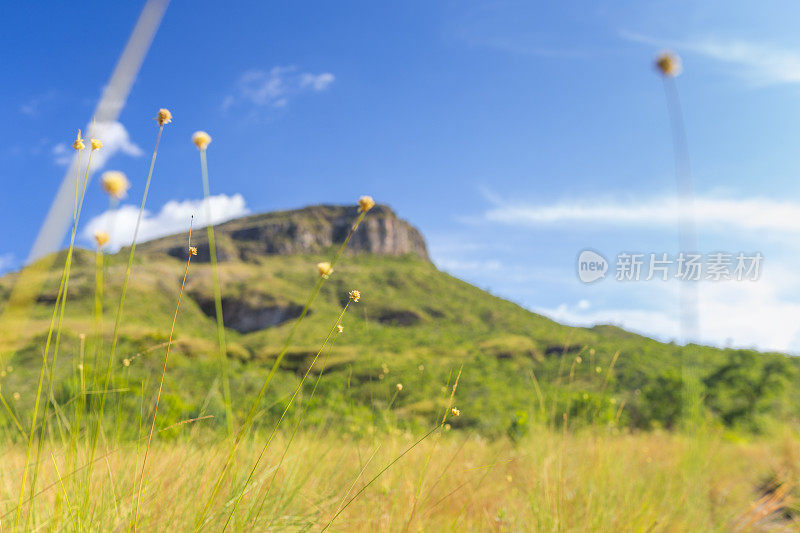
top-left (0, 204), bottom-right (797, 436)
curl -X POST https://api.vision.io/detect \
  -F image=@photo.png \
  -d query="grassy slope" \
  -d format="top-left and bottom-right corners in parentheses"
top-left (1, 244), bottom-right (798, 437)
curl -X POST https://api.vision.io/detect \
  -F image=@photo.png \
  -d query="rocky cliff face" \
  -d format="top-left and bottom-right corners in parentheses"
top-left (140, 204), bottom-right (430, 262)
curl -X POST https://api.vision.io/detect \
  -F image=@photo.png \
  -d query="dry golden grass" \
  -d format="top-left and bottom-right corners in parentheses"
top-left (1, 427), bottom-right (798, 531)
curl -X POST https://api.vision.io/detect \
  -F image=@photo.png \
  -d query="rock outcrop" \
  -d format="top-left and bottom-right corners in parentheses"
top-left (141, 204), bottom-right (429, 262)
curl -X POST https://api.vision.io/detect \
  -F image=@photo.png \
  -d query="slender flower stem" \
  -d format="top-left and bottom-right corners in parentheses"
top-left (222, 302), bottom-right (352, 530)
top-left (133, 219), bottom-right (195, 531)
top-left (194, 208), bottom-right (369, 530)
top-left (199, 148), bottom-right (234, 437)
top-left (13, 145), bottom-right (86, 532)
top-left (87, 124), bottom-right (164, 481)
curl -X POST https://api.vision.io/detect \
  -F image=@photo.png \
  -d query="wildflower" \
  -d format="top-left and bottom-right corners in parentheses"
top-left (13, 392), bottom-right (20, 401)
top-left (0, 371), bottom-right (5, 377)
top-left (382, 364), bottom-right (389, 374)
top-left (192, 131), bottom-right (212, 150)
top-left (91, 138), bottom-right (103, 150)
top-left (94, 231), bottom-right (110, 248)
top-left (358, 195), bottom-right (375, 213)
top-left (123, 358), bottom-right (131, 367)
top-left (596, 366), bottom-right (602, 373)
top-left (451, 407), bottom-right (461, 417)
top-left (189, 246), bottom-right (198, 256)
top-left (317, 261), bottom-right (333, 278)
top-left (655, 52), bottom-right (682, 77)
top-left (73, 130), bottom-right (85, 151)
top-left (575, 356), bottom-right (582, 364)
top-left (336, 324), bottom-right (343, 333)
top-left (444, 423), bottom-right (451, 431)
top-left (396, 383), bottom-right (403, 391)
top-left (77, 364), bottom-right (83, 371)
top-left (506, 475), bottom-right (513, 483)
top-left (349, 290), bottom-right (361, 302)
top-left (589, 348), bottom-right (596, 356)
top-left (418, 364), bottom-right (424, 372)
top-left (156, 108), bottom-right (172, 125)
top-left (101, 171), bottom-right (130, 199)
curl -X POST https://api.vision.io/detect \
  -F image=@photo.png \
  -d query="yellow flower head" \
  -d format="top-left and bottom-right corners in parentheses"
top-left (13, 392), bottom-right (20, 401)
top-left (91, 138), bottom-right (103, 150)
top-left (358, 195), bottom-right (375, 213)
top-left (349, 289), bottom-right (361, 302)
top-left (396, 383), bottom-right (403, 391)
top-left (189, 246), bottom-right (198, 256)
top-left (451, 407), bottom-right (461, 417)
top-left (575, 356), bottom-right (582, 364)
top-left (94, 231), bottom-right (110, 248)
top-left (192, 131), bottom-right (212, 150)
top-left (336, 324), bottom-right (344, 333)
top-left (73, 130), bottom-right (85, 151)
top-left (317, 261), bottom-right (333, 278)
top-left (655, 52), bottom-right (682, 77)
top-left (101, 171), bottom-right (130, 199)
top-left (156, 108), bottom-right (173, 125)
top-left (123, 359), bottom-right (131, 367)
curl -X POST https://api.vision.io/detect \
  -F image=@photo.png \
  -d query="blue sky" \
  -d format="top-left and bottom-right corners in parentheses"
top-left (3, 0), bottom-right (800, 351)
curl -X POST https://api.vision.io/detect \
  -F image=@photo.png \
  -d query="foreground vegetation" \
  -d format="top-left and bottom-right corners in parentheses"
top-left (1, 427), bottom-right (798, 531)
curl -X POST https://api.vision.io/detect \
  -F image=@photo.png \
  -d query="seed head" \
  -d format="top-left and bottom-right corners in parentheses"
top-left (451, 407), bottom-right (461, 417)
top-left (156, 108), bottom-right (173, 125)
top-left (94, 231), bottom-right (110, 248)
top-left (396, 383), bottom-right (403, 391)
top-left (123, 358), bottom-right (131, 367)
top-left (317, 261), bottom-right (333, 278)
top-left (189, 246), bottom-right (198, 256)
top-left (348, 290), bottom-right (361, 302)
top-left (101, 171), bottom-right (130, 199)
top-left (192, 131), bottom-right (212, 150)
top-left (73, 130), bottom-right (85, 151)
top-left (358, 195), bottom-right (375, 213)
top-left (655, 52), bottom-right (682, 77)
top-left (91, 138), bottom-right (103, 150)
top-left (336, 324), bottom-right (344, 333)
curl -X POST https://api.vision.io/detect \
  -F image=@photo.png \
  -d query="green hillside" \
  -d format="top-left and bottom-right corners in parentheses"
top-left (0, 205), bottom-right (797, 438)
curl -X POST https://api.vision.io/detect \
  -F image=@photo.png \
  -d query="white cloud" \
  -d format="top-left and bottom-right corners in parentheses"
top-left (0, 253), bottom-right (15, 274)
top-left (53, 121), bottom-right (143, 169)
top-left (622, 31), bottom-right (800, 86)
top-left (483, 194), bottom-right (800, 235)
top-left (223, 66), bottom-right (335, 111)
top-left (20, 90), bottom-right (56, 117)
top-left (539, 269), bottom-right (800, 353)
top-left (436, 258), bottom-right (503, 272)
top-left (82, 193), bottom-right (249, 251)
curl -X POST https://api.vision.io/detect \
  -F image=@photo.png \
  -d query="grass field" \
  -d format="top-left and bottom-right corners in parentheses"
top-left (1, 428), bottom-right (797, 531)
